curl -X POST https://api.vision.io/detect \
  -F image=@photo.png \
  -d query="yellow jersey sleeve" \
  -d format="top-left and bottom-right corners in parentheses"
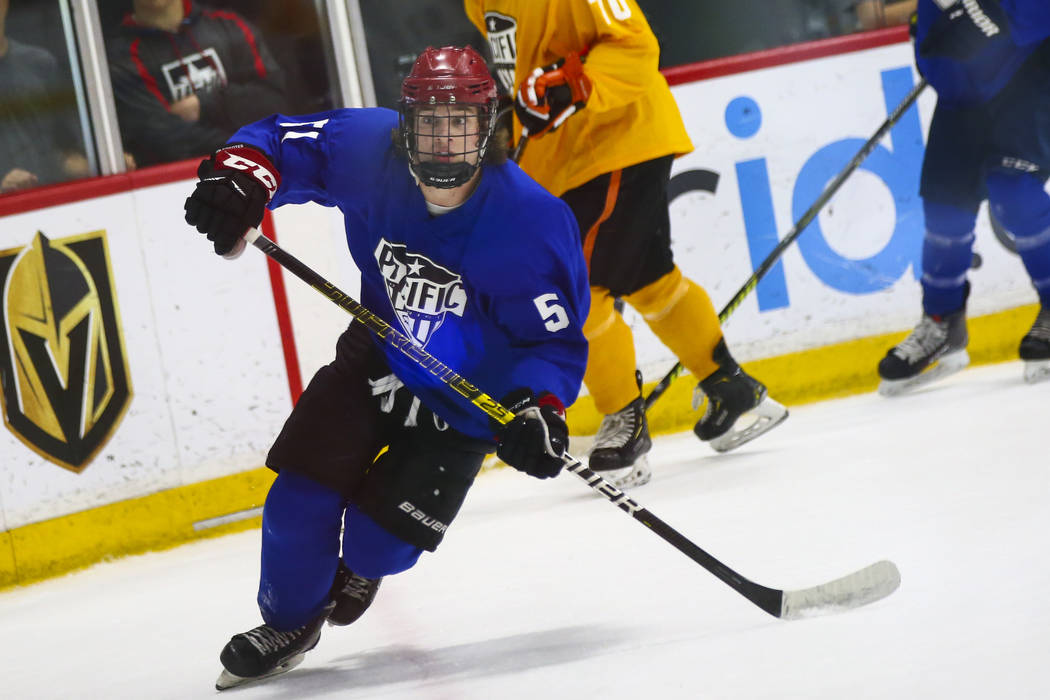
top-left (556, 0), bottom-right (665, 114)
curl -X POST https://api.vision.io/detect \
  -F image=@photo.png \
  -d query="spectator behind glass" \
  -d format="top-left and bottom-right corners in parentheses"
top-left (107, 0), bottom-right (289, 168)
top-left (803, 0), bottom-right (916, 37)
top-left (0, 0), bottom-right (88, 193)
top-left (856, 1), bottom-right (917, 30)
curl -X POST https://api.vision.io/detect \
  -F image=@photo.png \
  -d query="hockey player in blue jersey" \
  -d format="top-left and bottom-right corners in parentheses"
top-left (183, 45), bottom-right (589, 689)
top-left (878, 0), bottom-right (1050, 393)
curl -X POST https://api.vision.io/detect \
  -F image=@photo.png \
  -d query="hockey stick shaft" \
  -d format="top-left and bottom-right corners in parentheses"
top-left (643, 78), bottom-right (929, 411)
top-left (245, 229), bottom-right (900, 618)
top-left (510, 127), bottom-right (529, 163)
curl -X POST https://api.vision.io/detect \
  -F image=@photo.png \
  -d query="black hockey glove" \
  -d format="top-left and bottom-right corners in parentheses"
top-left (919, 0), bottom-right (1009, 62)
top-left (184, 144), bottom-right (281, 257)
top-left (493, 389), bottom-right (569, 479)
top-left (514, 52), bottom-right (592, 139)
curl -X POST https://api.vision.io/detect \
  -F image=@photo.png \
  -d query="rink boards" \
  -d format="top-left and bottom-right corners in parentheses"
top-left (0, 37), bottom-right (1040, 587)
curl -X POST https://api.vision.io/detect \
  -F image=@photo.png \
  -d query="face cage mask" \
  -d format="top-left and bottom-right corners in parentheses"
top-left (400, 103), bottom-right (495, 189)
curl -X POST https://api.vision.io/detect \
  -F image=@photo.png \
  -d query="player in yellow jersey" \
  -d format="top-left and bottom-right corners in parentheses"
top-left (465, 0), bottom-right (787, 488)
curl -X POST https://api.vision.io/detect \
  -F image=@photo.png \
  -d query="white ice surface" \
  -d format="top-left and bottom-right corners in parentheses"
top-left (2, 360), bottom-right (1048, 699)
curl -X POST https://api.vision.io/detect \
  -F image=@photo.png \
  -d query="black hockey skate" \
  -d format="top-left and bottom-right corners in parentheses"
top-left (1020, 305), bottom-right (1050, 384)
top-left (589, 371), bottom-right (652, 488)
top-left (215, 603), bottom-right (333, 691)
top-left (693, 341), bottom-right (787, 453)
top-left (328, 561), bottom-right (382, 626)
top-left (878, 306), bottom-right (968, 396)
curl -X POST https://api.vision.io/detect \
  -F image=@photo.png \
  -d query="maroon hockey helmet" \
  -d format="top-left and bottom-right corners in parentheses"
top-left (399, 46), bottom-right (499, 189)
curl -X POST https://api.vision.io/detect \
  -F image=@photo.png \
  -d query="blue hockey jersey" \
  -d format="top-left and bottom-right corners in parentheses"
top-left (230, 108), bottom-right (590, 441)
top-left (916, 0), bottom-right (1050, 107)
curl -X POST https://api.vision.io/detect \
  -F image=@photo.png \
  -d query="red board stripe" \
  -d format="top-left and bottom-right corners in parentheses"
top-left (260, 211), bottom-right (304, 405)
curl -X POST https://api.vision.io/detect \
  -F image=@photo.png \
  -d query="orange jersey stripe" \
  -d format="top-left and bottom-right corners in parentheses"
top-left (582, 169), bottom-right (622, 271)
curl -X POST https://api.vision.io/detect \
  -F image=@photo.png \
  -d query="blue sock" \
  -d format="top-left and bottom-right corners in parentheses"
top-left (988, 171), bottom-right (1050, 307)
top-left (920, 200), bottom-right (977, 317)
top-left (258, 471), bottom-right (346, 630)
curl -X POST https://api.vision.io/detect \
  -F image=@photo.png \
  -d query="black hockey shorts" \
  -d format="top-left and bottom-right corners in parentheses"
top-left (266, 321), bottom-right (491, 552)
top-left (560, 154), bottom-right (676, 298)
top-left (921, 46), bottom-right (1050, 210)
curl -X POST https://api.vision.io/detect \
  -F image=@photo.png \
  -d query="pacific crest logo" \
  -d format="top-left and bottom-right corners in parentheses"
top-left (0, 231), bottom-right (132, 472)
top-left (374, 239), bottom-right (466, 347)
top-left (483, 12), bottom-right (518, 96)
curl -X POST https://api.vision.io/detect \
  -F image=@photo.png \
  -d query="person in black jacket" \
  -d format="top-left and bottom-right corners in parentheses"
top-left (107, 0), bottom-right (288, 167)
top-left (0, 0), bottom-right (88, 192)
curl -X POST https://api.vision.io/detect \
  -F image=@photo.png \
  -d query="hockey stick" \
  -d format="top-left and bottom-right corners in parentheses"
top-left (644, 77), bottom-right (929, 411)
top-left (510, 127), bottom-right (530, 163)
top-left (243, 228), bottom-right (900, 619)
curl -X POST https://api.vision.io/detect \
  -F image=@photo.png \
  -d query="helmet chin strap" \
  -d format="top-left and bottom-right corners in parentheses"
top-left (410, 160), bottom-right (477, 189)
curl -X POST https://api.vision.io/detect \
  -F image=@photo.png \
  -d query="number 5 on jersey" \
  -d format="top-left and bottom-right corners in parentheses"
top-left (534, 293), bottom-right (569, 332)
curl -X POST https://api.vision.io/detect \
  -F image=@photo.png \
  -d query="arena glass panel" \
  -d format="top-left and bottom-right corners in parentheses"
top-left (353, 0), bottom-right (485, 110)
top-left (0, 0), bottom-right (98, 194)
top-left (640, 0), bottom-right (916, 69)
top-left (348, 0), bottom-right (915, 108)
top-left (97, 0), bottom-right (341, 169)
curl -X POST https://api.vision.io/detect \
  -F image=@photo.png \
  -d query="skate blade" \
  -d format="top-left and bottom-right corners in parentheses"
top-left (215, 653), bottom-right (305, 691)
top-left (595, 455), bottom-right (652, 489)
top-left (1023, 359), bottom-right (1050, 384)
top-left (707, 396), bottom-right (789, 453)
top-left (878, 350), bottom-right (970, 397)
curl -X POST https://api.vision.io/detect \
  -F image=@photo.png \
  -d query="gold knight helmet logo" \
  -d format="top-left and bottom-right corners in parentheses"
top-left (0, 231), bottom-right (132, 472)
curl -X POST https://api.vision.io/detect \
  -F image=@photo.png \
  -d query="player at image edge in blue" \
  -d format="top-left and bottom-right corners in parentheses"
top-left (878, 0), bottom-right (1050, 394)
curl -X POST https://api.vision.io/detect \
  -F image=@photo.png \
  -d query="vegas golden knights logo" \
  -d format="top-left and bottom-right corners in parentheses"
top-left (0, 231), bottom-right (132, 472)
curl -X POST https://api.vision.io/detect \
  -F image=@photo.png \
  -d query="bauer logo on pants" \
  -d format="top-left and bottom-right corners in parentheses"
top-left (0, 231), bottom-right (132, 472)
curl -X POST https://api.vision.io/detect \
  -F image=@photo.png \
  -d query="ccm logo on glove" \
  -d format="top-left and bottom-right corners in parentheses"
top-left (184, 144), bottom-right (281, 257)
top-left (215, 146), bottom-right (281, 200)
